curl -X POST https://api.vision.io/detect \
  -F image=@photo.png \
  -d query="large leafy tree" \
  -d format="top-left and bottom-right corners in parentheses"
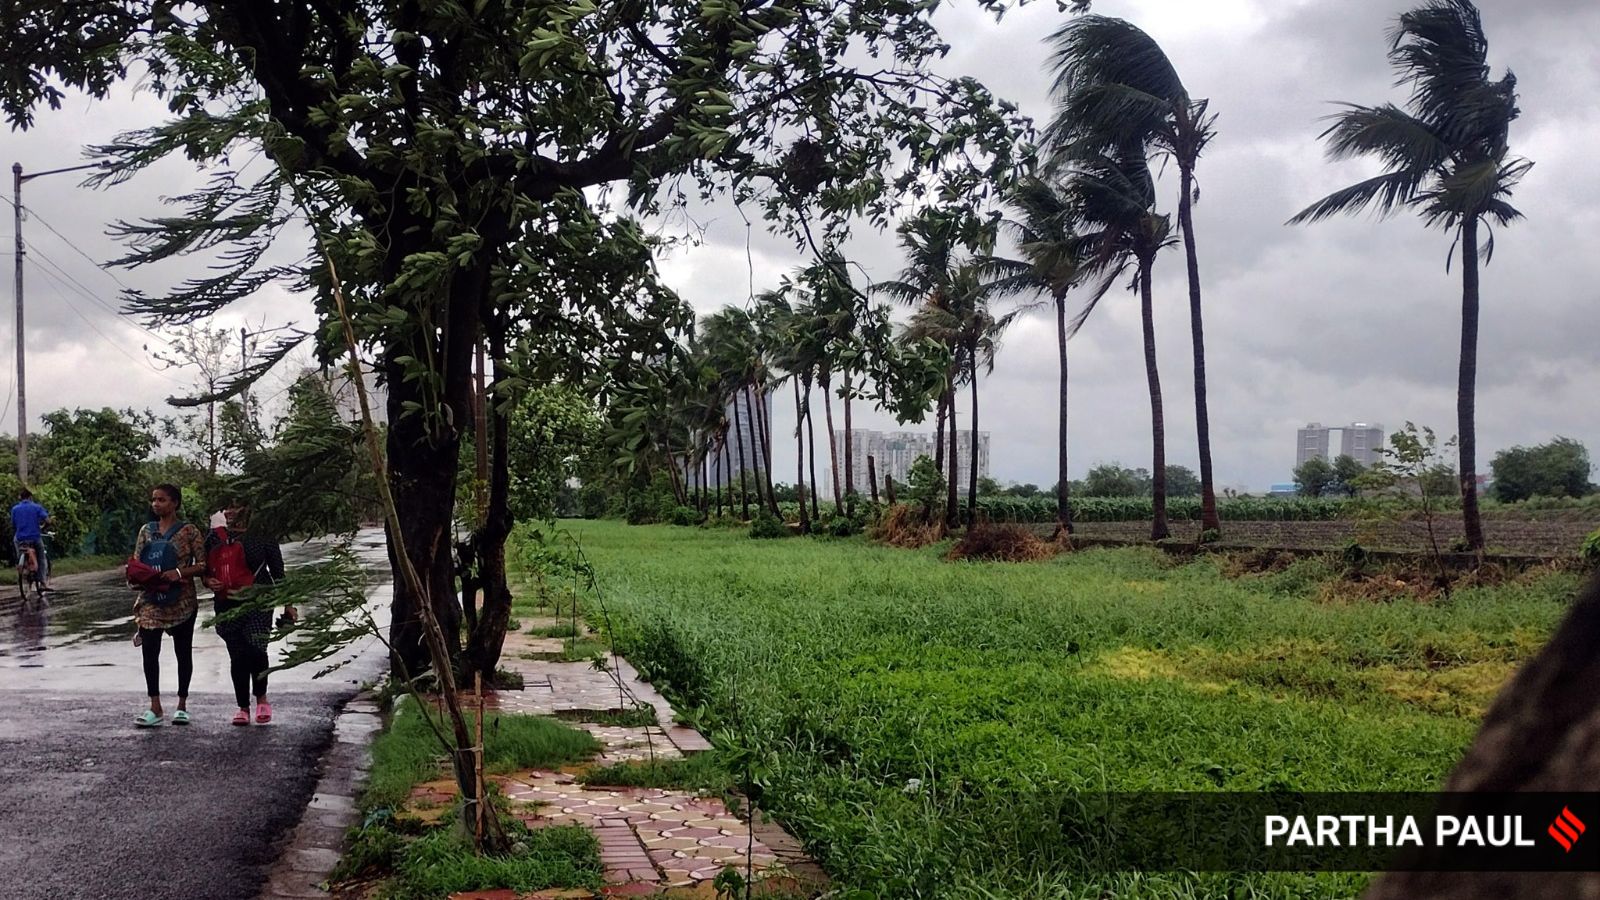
top-left (1046, 13), bottom-right (1220, 534)
top-left (0, 0), bottom-right (1039, 679)
top-left (1290, 0), bottom-right (1530, 552)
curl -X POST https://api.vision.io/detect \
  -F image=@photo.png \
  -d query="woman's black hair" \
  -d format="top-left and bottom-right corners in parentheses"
top-left (152, 483), bottom-right (183, 510)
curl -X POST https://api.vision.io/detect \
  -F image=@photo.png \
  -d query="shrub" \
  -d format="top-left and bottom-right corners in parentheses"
top-left (826, 516), bottom-right (860, 537)
top-left (748, 512), bottom-right (788, 539)
top-left (945, 522), bottom-right (1057, 562)
top-left (668, 505), bottom-right (700, 526)
top-left (867, 503), bottom-right (945, 548)
top-left (1581, 529), bottom-right (1600, 569)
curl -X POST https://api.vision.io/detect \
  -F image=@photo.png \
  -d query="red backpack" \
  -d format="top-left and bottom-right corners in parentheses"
top-left (208, 528), bottom-right (256, 596)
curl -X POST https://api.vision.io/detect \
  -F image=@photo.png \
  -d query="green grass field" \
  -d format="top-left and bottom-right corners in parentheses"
top-left (534, 521), bottom-right (1578, 898)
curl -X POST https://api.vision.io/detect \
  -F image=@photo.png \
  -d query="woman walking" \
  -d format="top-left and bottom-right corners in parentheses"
top-left (205, 500), bottom-right (290, 725)
top-left (130, 483), bottom-right (204, 728)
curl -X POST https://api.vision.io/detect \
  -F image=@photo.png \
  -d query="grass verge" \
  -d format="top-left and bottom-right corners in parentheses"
top-left (364, 696), bottom-right (602, 811)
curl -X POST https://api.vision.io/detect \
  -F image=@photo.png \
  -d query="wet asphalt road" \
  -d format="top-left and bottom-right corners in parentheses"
top-left (0, 529), bottom-right (391, 900)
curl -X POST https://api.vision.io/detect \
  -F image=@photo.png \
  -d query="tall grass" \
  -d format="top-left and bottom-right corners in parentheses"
top-left (544, 521), bottom-right (1577, 898)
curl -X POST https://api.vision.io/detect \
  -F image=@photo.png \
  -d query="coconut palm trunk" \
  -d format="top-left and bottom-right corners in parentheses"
top-left (821, 372), bottom-right (843, 512)
top-left (748, 383), bottom-right (779, 515)
top-left (933, 389), bottom-right (947, 476)
top-left (732, 390), bottom-right (750, 519)
top-left (1178, 165), bottom-right (1220, 534)
top-left (1139, 253), bottom-right (1169, 540)
top-left (793, 378), bottom-right (811, 533)
top-left (966, 342), bottom-right (980, 529)
top-left (945, 385), bottom-right (959, 529)
top-left (843, 370), bottom-right (855, 516)
top-left (1459, 217), bottom-right (1484, 551)
top-left (804, 375), bottom-right (821, 521)
top-left (1054, 290), bottom-right (1073, 533)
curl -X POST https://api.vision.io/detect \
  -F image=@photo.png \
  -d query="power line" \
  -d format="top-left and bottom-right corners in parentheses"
top-left (18, 202), bottom-right (132, 291)
top-left (26, 262), bottom-right (184, 383)
top-left (22, 237), bottom-right (170, 344)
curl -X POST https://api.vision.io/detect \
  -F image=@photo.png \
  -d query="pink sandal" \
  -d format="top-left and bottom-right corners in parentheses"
top-left (231, 709), bottom-right (250, 726)
top-left (255, 700), bottom-right (273, 724)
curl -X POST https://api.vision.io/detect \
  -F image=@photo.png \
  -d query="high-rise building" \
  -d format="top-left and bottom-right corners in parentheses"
top-left (1339, 423), bottom-right (1385, 466)
top-left (1296, 423), bottom-right (1331, 467)
top-left (1296, 422), bottom-right (1384, 468)
top-left (832, 428), bottom-right (989, 495)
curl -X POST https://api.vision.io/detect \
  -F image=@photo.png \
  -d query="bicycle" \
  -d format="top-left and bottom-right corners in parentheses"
top-left (15, 532), bottom-right (52, 604)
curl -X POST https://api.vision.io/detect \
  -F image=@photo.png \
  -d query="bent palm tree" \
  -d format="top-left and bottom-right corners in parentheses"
top-left (1066, 144), bottom-right (1176, 540)
top-left (1047, 13), bottom-right (1222, 534)
top-left (1290, 0), bottom-right (1530, 552)
top-left (991, 175), bottom-right (1084, 533)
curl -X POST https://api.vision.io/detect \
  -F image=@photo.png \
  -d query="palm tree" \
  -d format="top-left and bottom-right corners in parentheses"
top-left (877, 214), bottom-right (967, 527)
top-left (1064, 143), bottom-right (1176, 540)
top-left (991, 175), bottom-right (1085, 534)
top-left (1047, 14), bottom-right (1222, 534)
top-left (1290, 0), bottom-right (1529, 551)
top-left (881, 216), bottom-right (1017, 528)
top-left (756, 288), bottom-right (814, 533)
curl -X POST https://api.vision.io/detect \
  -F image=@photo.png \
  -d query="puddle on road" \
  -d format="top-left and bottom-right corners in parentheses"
top-left (0, 530), bottom-right (392, 693)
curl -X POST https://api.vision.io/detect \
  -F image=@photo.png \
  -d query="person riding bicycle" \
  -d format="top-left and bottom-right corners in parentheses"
top-left (10, 488), bottom-right (53, 592)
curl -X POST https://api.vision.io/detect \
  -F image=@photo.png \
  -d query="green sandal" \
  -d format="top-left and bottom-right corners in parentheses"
top-left (134, 710), bottom-right (164, 728)
top-left (171, 710), bottom-right (191, 726)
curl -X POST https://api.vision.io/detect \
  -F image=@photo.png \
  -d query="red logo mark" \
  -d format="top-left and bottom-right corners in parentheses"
top-left (1549, 807), bottom-right (1586, 852)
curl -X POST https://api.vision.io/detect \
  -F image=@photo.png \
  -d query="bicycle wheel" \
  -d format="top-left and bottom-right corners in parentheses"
top-left (15, 568), bottom-right (26, 601)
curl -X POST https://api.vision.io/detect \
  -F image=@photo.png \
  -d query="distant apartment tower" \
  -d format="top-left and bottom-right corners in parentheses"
top-left (833, 428), bottom-right (989, 495)
top-left (1296, 422), bottom-right (1384, 468)
top-left (1296, 423), bottom-right (1332, 467)
top-left (707, 389), bottom-right (772, 488)
top-left (1339, 423), bottom-right (1385, 466)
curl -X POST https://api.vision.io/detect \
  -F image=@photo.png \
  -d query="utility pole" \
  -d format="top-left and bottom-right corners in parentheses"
top-left (11, 160), bottom-right (102, 484)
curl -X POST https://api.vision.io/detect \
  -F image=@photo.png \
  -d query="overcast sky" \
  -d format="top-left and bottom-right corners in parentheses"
top-left (3, 0), bottom-right (1596, 491)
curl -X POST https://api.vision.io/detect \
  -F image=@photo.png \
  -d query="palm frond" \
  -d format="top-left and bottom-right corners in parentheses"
top-left (1318, 103), bottom-right (1447, 174)
top-left (1288, 171), bottom-right (1423, 225)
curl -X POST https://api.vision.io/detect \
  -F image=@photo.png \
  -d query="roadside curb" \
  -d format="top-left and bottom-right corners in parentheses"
top-left (258, 692), bottom-right (383, 900)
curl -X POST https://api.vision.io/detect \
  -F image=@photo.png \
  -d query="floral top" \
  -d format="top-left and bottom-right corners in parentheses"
top-left (131, 521), bottom-right (203, 630)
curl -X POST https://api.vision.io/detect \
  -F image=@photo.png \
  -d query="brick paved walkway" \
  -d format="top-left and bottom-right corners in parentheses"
top-left (406, 629), bottom-right (813, 898)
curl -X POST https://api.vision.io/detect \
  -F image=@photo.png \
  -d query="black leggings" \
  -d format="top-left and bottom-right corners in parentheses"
top-left (139, 612), bottom-right (196, 699)
top-left (221, 632), bottom-right (270, 709)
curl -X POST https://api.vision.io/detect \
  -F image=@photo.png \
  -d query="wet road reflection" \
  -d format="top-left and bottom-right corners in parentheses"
top-left (0, 528), bottom-right (392, 692)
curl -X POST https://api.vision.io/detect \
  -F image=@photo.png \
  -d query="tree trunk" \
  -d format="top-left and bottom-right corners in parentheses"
top-left (1139, 253), bottom-right (1170, 541)
top-left (732, 389), bottom-right (750, 519)
top-left (868, 455), bottom-right (880, 508)
top-left (383, 368), bottom-right (465, 678)
top-left (1054, 290), bottom-right (1073, 534)
top-left (967, 345), bottom-right (979, 529)
top-left (821, 371), bottom-right (843, 511)
top-left (793, 378), bottom-right (811, 533)
top-left (718, 435), bottom-right (729, 518)
top-left (933, 388), bottom-right (947, 475)
top-left (885, 473), bottom-right (897, 504)
top-left (663, 431), bottom-right (685, 506)
top-left (843, 369), bottom-right (855, 517)
top-left (945, 385), bottom-right (959, 529)
top-left (804, 375), bottom-right (821, 521)
top-left (464, 322), bottom-right (514, 684)
top-left (1179, 164), bottom-right (1220, 534)
top-left (1459, 217), bottom-right (1485, 552)
top-left (749, 383), bottom-right (779, 515)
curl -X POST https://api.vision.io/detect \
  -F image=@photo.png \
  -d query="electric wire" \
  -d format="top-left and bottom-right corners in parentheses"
top-left (26, 262), bottom-right (184, 382)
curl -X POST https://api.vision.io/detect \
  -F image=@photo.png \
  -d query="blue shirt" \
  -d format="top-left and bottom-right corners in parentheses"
top-left (10, 500), bottom-right (49, 542)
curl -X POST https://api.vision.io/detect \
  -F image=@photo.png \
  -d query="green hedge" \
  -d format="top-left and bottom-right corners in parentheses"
top-left (970, 495), bottom-right (1350, 523)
